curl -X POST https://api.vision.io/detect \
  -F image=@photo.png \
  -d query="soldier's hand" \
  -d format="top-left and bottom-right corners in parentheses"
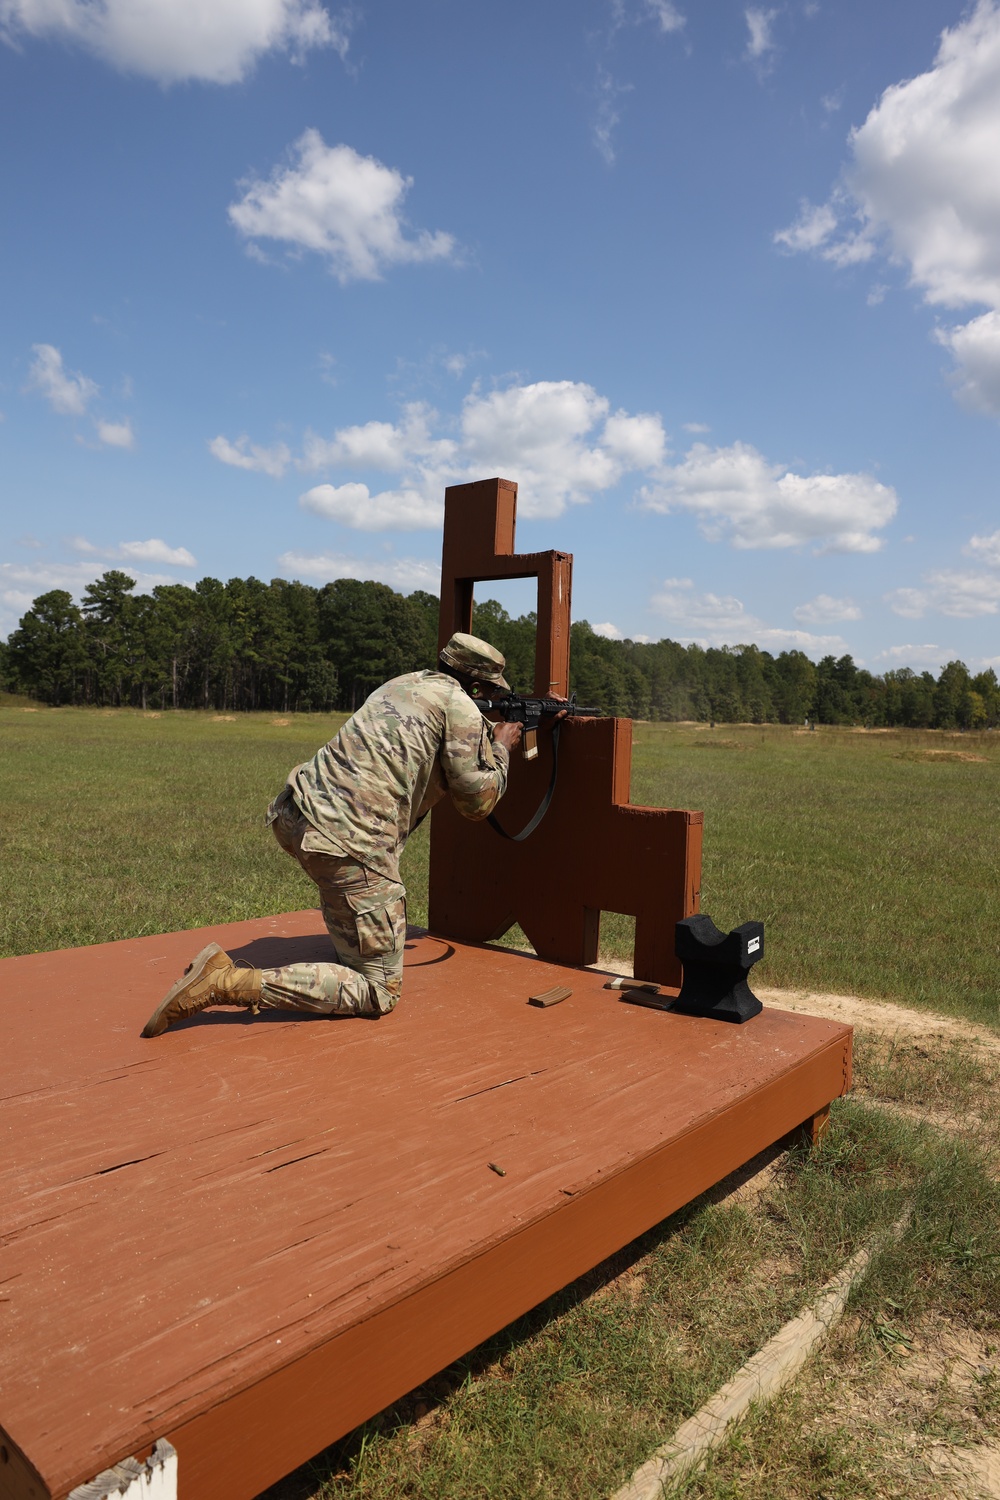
top-left (492, 721), bottom-right (522, 753)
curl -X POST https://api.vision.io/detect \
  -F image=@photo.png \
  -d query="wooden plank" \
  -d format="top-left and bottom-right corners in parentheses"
top-left (0, 912), bottom-right (851, 1500)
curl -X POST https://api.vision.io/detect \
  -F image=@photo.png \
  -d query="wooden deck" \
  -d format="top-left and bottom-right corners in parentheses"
top-left (0, 913), bottom-right (851, 1500)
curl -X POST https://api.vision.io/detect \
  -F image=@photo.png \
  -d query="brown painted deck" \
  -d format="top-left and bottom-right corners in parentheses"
top-left (0, 913), bottom-right (851, 1500)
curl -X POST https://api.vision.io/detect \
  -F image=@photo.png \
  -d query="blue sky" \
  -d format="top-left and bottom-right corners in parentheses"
top-left (3, 0), bottom-right (1000, 672)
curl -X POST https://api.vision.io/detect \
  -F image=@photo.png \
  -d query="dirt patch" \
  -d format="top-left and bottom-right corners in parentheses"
top-left (144, 712), bottom-right (161, 719)
top-left (756, 985), bottom-right (1000, 1055)
top-left (896, 748), bottom-right (987, 764)
top-left (594, 958), bottom-right (999, 1053)
top-left (271, 718), bottom-right (291, 726)
top-left (822, 1312), bottom-right (1000, 1498)
top-left (933, 1443), bottom-right (1000, 1499)
top-left (211, 714), bottom-right (237, 722)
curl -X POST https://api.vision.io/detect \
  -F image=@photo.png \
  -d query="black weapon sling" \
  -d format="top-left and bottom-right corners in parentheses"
top-left (487, 719), bottom-right (562, 842)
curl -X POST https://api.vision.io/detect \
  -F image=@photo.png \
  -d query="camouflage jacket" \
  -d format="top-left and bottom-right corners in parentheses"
top-left (286, 670), bottom-right (509, 881)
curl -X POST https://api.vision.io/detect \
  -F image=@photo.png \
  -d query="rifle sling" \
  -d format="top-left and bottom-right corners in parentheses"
top-left (487, 719), bottom-right (562, 842)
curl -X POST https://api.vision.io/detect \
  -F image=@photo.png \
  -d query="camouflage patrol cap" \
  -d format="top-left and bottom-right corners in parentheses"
top-left (439, 632), bottom-right (510, 690)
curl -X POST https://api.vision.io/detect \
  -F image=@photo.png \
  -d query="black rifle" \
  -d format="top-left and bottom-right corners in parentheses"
top-left (477, 692), bottom-right (602, 761)
top-left (477, 693), bottom-right (602, 842)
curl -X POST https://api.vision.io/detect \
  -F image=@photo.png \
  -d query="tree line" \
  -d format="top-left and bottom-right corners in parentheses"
top-left (2, 569), bottom-right (998, 730)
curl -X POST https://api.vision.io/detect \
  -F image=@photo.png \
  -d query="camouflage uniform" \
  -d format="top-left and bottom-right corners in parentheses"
top-left (263, 653), bottom-right (509, 1018)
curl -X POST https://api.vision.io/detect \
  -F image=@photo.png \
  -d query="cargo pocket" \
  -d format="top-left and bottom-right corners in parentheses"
top-left (346, 892), bottom-right (407, 958)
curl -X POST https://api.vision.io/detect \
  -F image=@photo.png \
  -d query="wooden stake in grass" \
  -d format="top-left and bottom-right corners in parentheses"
top-left (609, 1209), bottom-right (912, 1500)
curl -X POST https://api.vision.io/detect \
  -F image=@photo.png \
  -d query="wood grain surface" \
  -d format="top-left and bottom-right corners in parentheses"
top-left (0, 912), bottom-right (851, 1500)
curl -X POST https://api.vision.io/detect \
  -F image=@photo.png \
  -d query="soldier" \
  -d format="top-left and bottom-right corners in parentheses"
top-left (142, 633), bottom-right (521, 1036)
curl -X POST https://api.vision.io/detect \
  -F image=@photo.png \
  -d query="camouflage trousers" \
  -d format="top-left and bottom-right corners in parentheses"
top-left (265, 790), bottom-right (405, 1018)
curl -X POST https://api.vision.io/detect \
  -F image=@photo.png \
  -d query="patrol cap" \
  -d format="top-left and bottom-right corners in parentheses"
top-left (439, 632), bottom-right (510, 691)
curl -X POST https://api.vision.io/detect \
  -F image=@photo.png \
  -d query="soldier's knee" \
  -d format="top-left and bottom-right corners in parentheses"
top-left (370, 974), bottom-right (403, 1016)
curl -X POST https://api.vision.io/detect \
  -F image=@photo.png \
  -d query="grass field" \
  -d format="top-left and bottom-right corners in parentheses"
top-left (2, 707), bottom-right (997, 1027)
top-left (2, 705), bottom-right (999, 1497)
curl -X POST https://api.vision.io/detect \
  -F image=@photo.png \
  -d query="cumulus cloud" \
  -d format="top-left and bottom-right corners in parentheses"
top-left (276, 549), bottom-right (440, 592)
top-left (215, 379), bottom-right (668, 530)
top-left (936, 310), bottom-right (1000, 415)
top-left (229, 131), bottom-right (457, 284)
top-left (774, 1), bottom-right (1000, 416)
top-left (25, 344), bottom-right (137, 448)
top-left (639, 440), bottom-right (896, 551)
top-left (886, 570), bottom-right (1000, 618)
top-left (0, 0), bottom-right (350, 84)
top-left (95, 418), bottom-right (135, 449)
top-left (965, 527), bottom-right (1000, 566)
top-left (650, 578), bottom-right (849, 654)
top-left (793, 593), bottom-right (862, 624)
top-left (209, 434), bottom-right (291, 477)
top-left (68, 536), bottom-right (196, 567)
top-left (26, 344), bottom-right (97, 415)
top-left (592, 621), bottom-right (624, 639)
top-left (300, 482), bottom-right (441, 531)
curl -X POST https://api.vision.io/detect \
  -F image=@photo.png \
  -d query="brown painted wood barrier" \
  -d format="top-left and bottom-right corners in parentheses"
top-left (0, 913), bottom-right (851, 1499)
top-left (430, 477), bottom-right (702, 989)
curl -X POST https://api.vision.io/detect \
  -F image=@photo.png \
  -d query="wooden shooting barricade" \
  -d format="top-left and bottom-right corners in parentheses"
top-left (0, 479), bottom-right (852, 1500)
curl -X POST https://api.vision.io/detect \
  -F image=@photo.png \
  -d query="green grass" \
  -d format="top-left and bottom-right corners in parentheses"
top-left (2, 709), bottom-right (998, 1027)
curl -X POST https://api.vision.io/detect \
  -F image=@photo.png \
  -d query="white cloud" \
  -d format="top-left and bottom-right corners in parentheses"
top-left (645, 0), bottom-right (685, 32)
top-left (965, 527), bottom-right (1000, 566)
top-left (96, 417), bottom-right (135, 449)
top-left (774, 1), bottom-right (1000, 416)
top-left (302, 403), bottom-right (450, 473)
top-left (745, 6), bottom-right (777, 63)
top-left (872, 643), bottom-right (954, 670)
top-left (592, 621), bottom-right (624, 639)
top-left (773, 196), bottom-right (874, 265)
top-left (2, 588), bottom-right (36, 615)
top-left (0, 0), bottom-right (349, 84)
top-left (228, 131), bottom-right (457, 284)
top-left (209, 434), bottom-right (291, 477)
top-left (793, 593), bottom-right (862, 624)
top-left (458, 382), bottom-right (665, 517)
top-left (650, 578), bottom-right (849, 654)
top-left (300, 482), bottom-right (440, 531)
top-left (119, 539), bottom-right (196, 567)
top-left (640, 440), bottom-right (896, 551)
top-left (25, 344), bottom-right (135, 448)
top-left (68, 536), bottom-right (196, 567)
top-left (936, 310), bottom-right (1000, 415)
top-left (276, 549), bottom-right (440, 592)
top-left (886, 569), bottom-right (1000, 618)
top-left (682, 421), bottom-right (711, 434)
top-left (26, 344), bottom-right (97, 415)
top-left (218, 379), bottom-right (669, 531)
top-left (1, 560), bottom-right (188, 601)
top-left (593, 67), bottom-right (632, 167)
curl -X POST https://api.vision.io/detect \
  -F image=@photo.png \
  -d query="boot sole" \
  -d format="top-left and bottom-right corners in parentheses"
top-left (141, 942), bottom-right (225, 1038)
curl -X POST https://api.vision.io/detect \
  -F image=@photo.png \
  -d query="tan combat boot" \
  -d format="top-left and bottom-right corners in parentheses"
top-left (142, 943), bottom-right (262, 1037)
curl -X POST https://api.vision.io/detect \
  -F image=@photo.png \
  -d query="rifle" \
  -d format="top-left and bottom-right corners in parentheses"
top-left (477, 692), bottom-right (602, 842)
top-left (477, 692), bottom-right (602, 761)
